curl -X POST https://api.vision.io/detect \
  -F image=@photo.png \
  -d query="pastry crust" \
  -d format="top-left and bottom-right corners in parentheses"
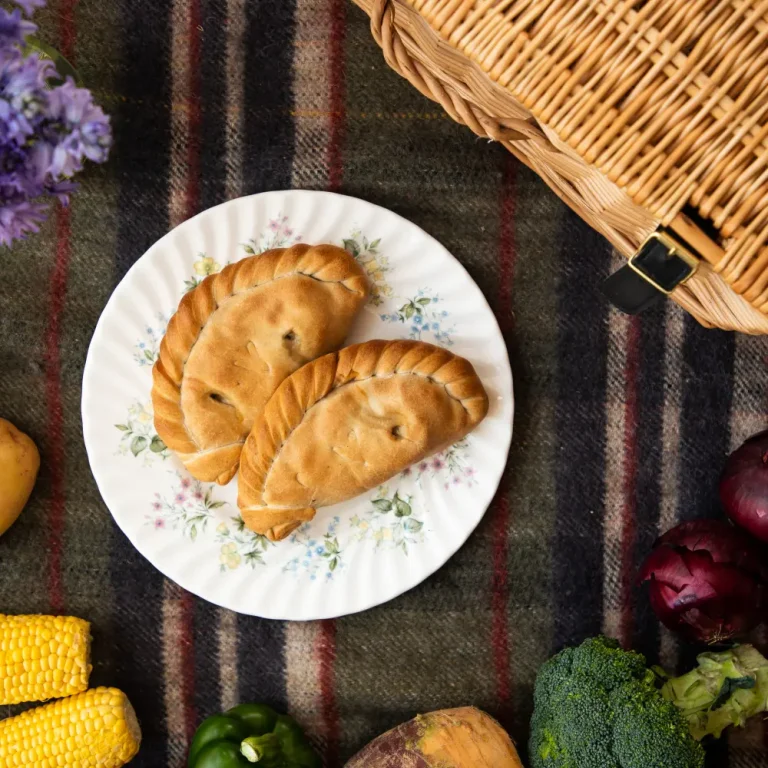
top-left (238, 340), bottom-right (489, 541)
top-left (151, 244), bottom-right (369, 484)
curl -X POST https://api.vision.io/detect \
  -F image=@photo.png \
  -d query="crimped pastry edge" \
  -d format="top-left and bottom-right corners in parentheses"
top-left (238, 339), bottom-right (489, 540)
top-left (151, 243), bottom-right (369, 485)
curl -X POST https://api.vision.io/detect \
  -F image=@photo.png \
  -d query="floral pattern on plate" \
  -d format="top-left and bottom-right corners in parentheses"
top-left (215, 517), bottom-right (272, 571)
top-left (350, 488), bottom-right (426, 555)
top-left (342, 230), bottom-right (392, 307)
top-left (145, 473), bottom-right (225, 540)
top-left (134, 315), bottom-right (168, 367)
top-left (115, 401), bottom-right (169, 464)
top-left (185, 254), bottom-right (222, 292)
top-left (242, 214), bottom-right (301, 255)
top-left (403, 438), bottom-right (478, 489)
top-left (283, 517), bottom-right (344, 580)
top-left (146, 473), bottom-right (271, 571)
top-left (379, 289), bottom-right (455, 347)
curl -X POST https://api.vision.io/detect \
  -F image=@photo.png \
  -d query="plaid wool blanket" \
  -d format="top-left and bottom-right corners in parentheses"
top-left (0, 1), bottom-right (767, 766)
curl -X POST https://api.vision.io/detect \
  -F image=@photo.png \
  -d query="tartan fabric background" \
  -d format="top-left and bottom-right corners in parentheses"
top-left (0, 1), bottom-right (767, 766)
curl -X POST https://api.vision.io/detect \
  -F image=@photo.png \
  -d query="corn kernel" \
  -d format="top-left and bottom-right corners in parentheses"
top-left (0, 687), bottom-right (140, 767)
top-left (0, 615), bottom-right (91, 706)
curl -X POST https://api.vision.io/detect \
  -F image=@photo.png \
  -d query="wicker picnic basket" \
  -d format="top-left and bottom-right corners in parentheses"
top-left (352, 0), bottom-right (768, 334)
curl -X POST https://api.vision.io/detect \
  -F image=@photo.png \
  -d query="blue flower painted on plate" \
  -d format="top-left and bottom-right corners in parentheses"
top-left (383, 289), bottom-right (456, 346)
top-left (283, 517), bottom-right (344, 578)
top-left (133, 313), bottom-right (168, 366)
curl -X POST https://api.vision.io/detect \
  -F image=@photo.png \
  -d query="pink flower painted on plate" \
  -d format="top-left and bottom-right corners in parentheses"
top-left (180, 477), bottom-right (192, 489)
top-left (154, 518), bottom-right (166, 529)
top-left (431, 457), bottom-right (445, 471)
top-left (268, 219), bottom-right (280, 232)
top-left (418, 462), bottom-right (429, 472)
top-left (152, 501), bottom-right (162, 511)
top-left (402, 467), bottom-right (412, 477)
top-left (175, 493), bottom-right (186, 504)
top-left (193, 489), bottom-right (204, 501)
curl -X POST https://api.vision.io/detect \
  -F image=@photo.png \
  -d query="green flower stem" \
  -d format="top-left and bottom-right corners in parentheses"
top-left (24, 37), bottom-right (81, 85)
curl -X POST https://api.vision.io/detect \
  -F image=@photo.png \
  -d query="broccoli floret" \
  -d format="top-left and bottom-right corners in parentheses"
top-left (529, 636), bottom-right (768, 768)
top-left (530, 637), bottom-right (703, 768)
top-left (610, 679), bottom-right (703, 768)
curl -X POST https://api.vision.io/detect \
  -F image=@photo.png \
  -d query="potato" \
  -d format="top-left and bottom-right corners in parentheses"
top-left (345, 707), bottom-right (524, 768)
top-left (0, 418), bottom-right (40, 537)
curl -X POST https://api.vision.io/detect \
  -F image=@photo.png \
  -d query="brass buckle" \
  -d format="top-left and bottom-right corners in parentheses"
top-left (627, 230), bottom-right (699, 295)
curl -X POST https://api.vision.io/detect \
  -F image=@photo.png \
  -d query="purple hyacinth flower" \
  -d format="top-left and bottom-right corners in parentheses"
top-left (81, 112), bottom-right (112, 162)
top-left (46, 79), bottom-right (112, 176)
top-left (0, 8), bottom-right (35, 49)
top-left (4, 53), bottom-right (54, 118)
top-left (47, 179), bottom-right (78, 205)
top-left (47, 78), bottom-right (93, 124)
top-left (13, 0), bottom-right (46, 15)
top-left (50, 135), bottom-right (82, 177)
top-left (0, 0), bottom-right (112, 246)
top-left (0, 198), bottom-right (47, 245)
top-left (0, 98), bottom-right (32, 142)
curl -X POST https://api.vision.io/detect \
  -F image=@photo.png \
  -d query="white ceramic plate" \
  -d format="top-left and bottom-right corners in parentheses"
top-left (82, 191), bottom-right (513, 620)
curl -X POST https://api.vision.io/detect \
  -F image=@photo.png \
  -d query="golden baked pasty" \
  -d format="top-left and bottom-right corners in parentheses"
top-left (238, 340), bottom-right (489, 541)
top-left (151, 244), bottom-right (369, 484)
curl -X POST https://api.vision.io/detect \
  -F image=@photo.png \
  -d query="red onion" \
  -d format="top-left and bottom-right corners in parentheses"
top-left (720, 430), bottom-right (768, 543)
top-left (638, 520), bottom-right (767, 644)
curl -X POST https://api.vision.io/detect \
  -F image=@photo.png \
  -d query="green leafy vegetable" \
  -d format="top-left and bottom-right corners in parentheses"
top-left (529, 636), bottom-right (768, 768)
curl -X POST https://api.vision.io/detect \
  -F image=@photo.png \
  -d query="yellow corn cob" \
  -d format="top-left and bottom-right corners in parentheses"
top-left (0, 687), bottom-right (141, 767)
top-left (0, 614), bottom-right (91, 705)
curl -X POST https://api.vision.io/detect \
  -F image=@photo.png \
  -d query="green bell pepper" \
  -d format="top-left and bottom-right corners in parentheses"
top-left (188, 704), bottom-right (321, 768)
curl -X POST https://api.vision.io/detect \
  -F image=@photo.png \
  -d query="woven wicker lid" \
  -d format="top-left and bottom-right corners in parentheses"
top-left (356, 0), bottom-right (768, 333)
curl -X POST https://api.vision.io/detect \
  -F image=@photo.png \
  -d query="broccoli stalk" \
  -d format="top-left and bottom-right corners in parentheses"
top-left (529, 636), bottom-right (768, 768)
top-left (660, 644), bottom-right (768, 740)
